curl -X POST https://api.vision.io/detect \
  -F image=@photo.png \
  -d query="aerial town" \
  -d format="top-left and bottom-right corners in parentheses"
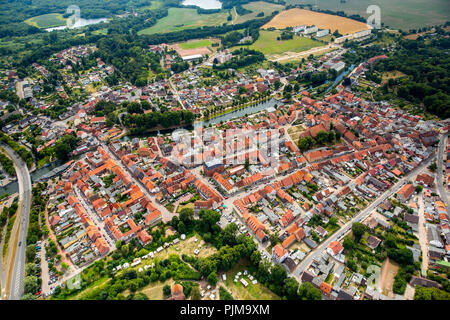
top-left (0, 0), bottom-right (448, 304)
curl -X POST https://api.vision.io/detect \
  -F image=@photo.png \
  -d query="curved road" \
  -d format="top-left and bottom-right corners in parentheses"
top-left (436, 133), bottom-right (450, 218)
top-left (0, 143), bottom-right (32, 300)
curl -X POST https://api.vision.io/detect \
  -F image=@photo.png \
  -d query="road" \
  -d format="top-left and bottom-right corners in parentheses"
top-left (416, 194), bottom-right (428, 273)
top-left (436, 133), bottom-right (450, 218)
top-left (270, 44), bottom-right (338, 62)
top-left (292, 151), bottom-right (437, 279)
top-left (97, 140), bottom-right (176, 223)
top-left (16, 81), bottom-right (24, 100)
top-left (168, 76), bottom-right (184, 109)
top-left (73, 185), bottom-right (117, 250)
top-left (0, 143), bottom-right (32, 300)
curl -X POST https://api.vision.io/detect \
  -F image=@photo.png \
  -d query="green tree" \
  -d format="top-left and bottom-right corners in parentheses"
top-left (25, 263), bottom-right (36, 276)
top-left (23, 275), bottom-right (39, 294)
top-left (284, 277), bottom-right (299, 300)
top-left (351, 222), bottom-right (366, 242)
top-left (133, 292), bottom-right (149, 300)
top-left (207, 272), bottom-right (218, 286)
top-left (26, 244), bottom-right (36, 261)
top-left (21, 293), bottom-right (37, 300)
top-left (163, 284), bottom-right (171, 297)
top-left (414, 286), bottom-right (450, 300)
top-left (343, 236), bottom-right (354, 251)
top-left (219, 286), bottom-right (234, 300)
top-left (191, 286), bottom-right (201, 300)
top-left (298, 282), bottom-right (322, 300)
top-left (298, 136), bottom-right (315, 151)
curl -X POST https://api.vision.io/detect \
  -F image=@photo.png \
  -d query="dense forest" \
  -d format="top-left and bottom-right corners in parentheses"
top-left (96, 35), bottom-right (164, 86)
top-left (123, 109), bottom-right (195, 134)
top-left (213, 48), bottom-right (265, 70)
top-left (0, 0), bottom-right (153, 25)
top-left (373, 37), bottom-right (450, 119)
top-left (0, 0), bottom-right (160, 38)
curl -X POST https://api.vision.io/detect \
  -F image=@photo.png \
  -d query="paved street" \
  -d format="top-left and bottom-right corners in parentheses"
top-left (436, 133), bottom-right (450, 218)
top-left (73, 185), bottom-right (117, 250)
top-left (416, 194), bottom-right (428, 273)
top-left (0, 143), bottom-right (32, 300)
top-left (98, 140), bottom-right (176, 223)
top-left (292, 151), bottom-right (437, 279)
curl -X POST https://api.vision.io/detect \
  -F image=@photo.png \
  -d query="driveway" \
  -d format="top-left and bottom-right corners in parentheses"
top-left (416, 194), bottom-right (429, 273)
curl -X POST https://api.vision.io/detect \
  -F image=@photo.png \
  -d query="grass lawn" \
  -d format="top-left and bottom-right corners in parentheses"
top-left (138, 8), bottom-right (230, 35)
top-left (176, 202), bottom-right (194, 213)
top-left (233, 1), bottom-right (285, 24)
top-left (92, 28), bottom-right (108, 35)
top-left (37, 156), bottom-right (51, 169)
top-left (165, 203), bottom-right (175, 213)
top-left (136, 279), bottom-right (173, 300)
top-left (235, 30), bottom-right (322, 57)
top-left (288, 124), bottom-right (305, 141)
top-left (381, 71), bottom-right (407, 82)
top-left (179, 39), bottom-right (213, 50)
top-left (2, 213), bottom-right (16, 258)
top-left (25, 13), bottom-right (66, 29)
top-left (66, 276), bottom-right (110, 300)
top-left (222, 261), bottom-right (280, 300)
top-left (151, 234), bottom-right (217, 260)
top-left (142, 0), bottom-right (164, 11)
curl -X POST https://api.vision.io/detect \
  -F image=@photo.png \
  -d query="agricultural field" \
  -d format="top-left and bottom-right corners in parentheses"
top-left (262, 8), bottom-right (370, 35)
top-left (235, 30), bottom-right (323, 59)
top-left (25, 13), bottom-right (66, 29)
top-left (232, 1), bottom-right (286, 24)
top-left (284, 0), bottom-right (450, 30)
top-left (138, 8), bottom-right (230, 35)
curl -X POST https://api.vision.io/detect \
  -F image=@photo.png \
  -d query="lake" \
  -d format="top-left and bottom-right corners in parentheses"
top-left (182, 0), bottom-right (222, 9)
top-left (196, 98), bottom-right (281, 128)
top-left (46, 17), bottom-right (108, 32)
top-left (120, 98), bottom-right (281, 141)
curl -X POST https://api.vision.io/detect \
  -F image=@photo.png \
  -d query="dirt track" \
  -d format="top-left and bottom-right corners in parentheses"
top-left (379, 258), bottom-right (399, 297)
top-left (170, 44), bottom-right (211, 58)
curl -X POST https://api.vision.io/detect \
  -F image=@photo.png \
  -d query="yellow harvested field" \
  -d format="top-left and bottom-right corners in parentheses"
top-left (262, 8), bottom-right (370, 35)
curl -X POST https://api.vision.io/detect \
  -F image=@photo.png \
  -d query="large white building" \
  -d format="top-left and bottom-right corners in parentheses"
top-left (215, 50), bottom-right (232, 64)
top-left (182, 54), bottom-right (202, 61)
top-left (354, 29), bottom-right (372, 39)
top-left (293, 25), bottom-right (307, 33)
top-left (304, 26), bottom-right (319, 35)
top-left (334, 34), bottom-right (353, 44)
top-left (316, 29), bottom-right (330, 38)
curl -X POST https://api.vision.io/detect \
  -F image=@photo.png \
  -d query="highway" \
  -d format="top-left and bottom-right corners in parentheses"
top-left (0, 143), bottom-right (32, 300)
top-left (292, 150), bottom-right (437, 279)
top-left (436, 133), bottom-right (450, 218)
